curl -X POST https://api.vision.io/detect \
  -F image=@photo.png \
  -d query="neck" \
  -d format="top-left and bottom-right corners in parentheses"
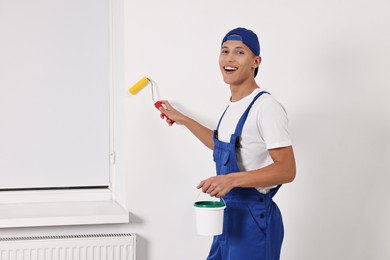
top-left (229, 79), bottom-right (259, 102)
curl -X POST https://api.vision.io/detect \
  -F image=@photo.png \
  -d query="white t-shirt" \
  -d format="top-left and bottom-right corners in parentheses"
top-left (217, 88), bottom-right (292, 194)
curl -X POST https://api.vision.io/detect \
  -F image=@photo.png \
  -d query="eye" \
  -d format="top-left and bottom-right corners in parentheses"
top-left (221, 49), bottom-right (229, 54)
top-left (236, 50), bottom-right (244, 55)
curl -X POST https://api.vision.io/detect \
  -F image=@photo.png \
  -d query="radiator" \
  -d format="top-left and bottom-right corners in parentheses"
top-left (0, 233), bottom-right (136, 260)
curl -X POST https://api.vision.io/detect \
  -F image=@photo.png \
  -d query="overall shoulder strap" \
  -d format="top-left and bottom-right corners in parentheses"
top-left (215, 106), bottom-right (229, 132)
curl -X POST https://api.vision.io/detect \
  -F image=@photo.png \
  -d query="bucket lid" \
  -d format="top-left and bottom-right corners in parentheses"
top-left (194, 201), bottom-right (225, 208)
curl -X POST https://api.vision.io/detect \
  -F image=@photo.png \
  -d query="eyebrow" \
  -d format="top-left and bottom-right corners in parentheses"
top-left (221, 46), bottom-right (247, 50)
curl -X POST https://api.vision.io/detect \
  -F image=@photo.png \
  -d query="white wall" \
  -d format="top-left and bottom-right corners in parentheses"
top-left (123, 0), bottom-right (390, 259)
top-left (1, 1), bottom-right (389, 260)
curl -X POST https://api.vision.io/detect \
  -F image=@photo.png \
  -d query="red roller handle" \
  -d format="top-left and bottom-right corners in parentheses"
top-left (154, 101), bottom-right (175, 125)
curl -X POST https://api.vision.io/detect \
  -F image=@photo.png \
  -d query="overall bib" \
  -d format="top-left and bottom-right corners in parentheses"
top-left (207, 91), bottom-right (284, 260)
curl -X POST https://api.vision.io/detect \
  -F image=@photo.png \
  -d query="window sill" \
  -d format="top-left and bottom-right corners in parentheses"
top-left (0, 189), bottom-right (129, 228)
top-left (0, 200), bottom-right (129, 228)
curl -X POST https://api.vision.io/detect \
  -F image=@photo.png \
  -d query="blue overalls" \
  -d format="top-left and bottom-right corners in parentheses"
top-left (207, 91), bottom-right (284, 260)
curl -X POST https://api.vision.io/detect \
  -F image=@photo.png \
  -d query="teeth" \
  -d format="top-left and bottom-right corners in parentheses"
top-left (224, 66), bottom-right (237, 71)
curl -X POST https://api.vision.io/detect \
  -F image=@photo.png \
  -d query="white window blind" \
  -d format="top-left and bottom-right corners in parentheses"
top-left (0, 0), bottom-right (111, 189)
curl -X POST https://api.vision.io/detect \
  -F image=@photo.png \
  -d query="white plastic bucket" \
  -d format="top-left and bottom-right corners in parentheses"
top-left (194, 200), bottom-right (226, 236)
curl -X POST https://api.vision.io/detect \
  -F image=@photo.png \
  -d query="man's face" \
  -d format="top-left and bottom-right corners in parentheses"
top-left (219, 40), bottom-right (260, 85)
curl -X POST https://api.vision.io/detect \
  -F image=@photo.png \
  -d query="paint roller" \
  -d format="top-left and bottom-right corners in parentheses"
top-left (128, 77), bottom-right (175, 124)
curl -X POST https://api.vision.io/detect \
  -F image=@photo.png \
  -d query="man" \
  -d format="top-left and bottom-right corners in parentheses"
top-left (159, 27), bottom-right (296, 260)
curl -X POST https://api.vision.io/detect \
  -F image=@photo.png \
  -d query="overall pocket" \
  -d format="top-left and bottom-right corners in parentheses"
top-left (213, 146), bottom-right (231, 174)
top-left (247, 203), bottom-right (268, 237)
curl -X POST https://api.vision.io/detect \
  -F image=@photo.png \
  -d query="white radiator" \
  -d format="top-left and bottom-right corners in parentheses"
top-left (0, 233), bottom-right (136, 260)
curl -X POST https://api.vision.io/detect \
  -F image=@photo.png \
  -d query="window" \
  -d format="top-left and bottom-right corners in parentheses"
top-left (0, 0), bottom-right (127, 228)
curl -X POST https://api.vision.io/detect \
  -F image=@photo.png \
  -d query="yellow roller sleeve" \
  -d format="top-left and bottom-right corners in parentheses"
top-left (128, 77), bottom-right (150, 95)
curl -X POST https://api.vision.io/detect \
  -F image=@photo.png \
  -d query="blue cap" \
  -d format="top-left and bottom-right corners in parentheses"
top-left (221, 27), bottom-right (260, 77)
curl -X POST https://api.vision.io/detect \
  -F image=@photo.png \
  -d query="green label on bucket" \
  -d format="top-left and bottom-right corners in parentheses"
top-left (194, 201), bottom-right (225, 208)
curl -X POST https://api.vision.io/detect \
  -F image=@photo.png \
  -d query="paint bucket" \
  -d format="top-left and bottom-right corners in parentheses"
top-left (194, 199), bottom-right (226, 236)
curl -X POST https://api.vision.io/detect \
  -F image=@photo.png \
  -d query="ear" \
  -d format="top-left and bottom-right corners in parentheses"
top-left (253, 56), bottom-right (261, 68)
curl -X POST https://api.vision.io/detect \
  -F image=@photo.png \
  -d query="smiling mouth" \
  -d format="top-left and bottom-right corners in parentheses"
top-left (224, 66), bottom-right (238, 72)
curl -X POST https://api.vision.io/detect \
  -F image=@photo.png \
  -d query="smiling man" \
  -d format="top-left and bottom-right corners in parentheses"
top-left (158, 27), bottom-right (296, 260)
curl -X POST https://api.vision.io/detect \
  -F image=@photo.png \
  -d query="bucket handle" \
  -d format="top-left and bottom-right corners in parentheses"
top-left (195, 191), bottom-right (226, 206)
